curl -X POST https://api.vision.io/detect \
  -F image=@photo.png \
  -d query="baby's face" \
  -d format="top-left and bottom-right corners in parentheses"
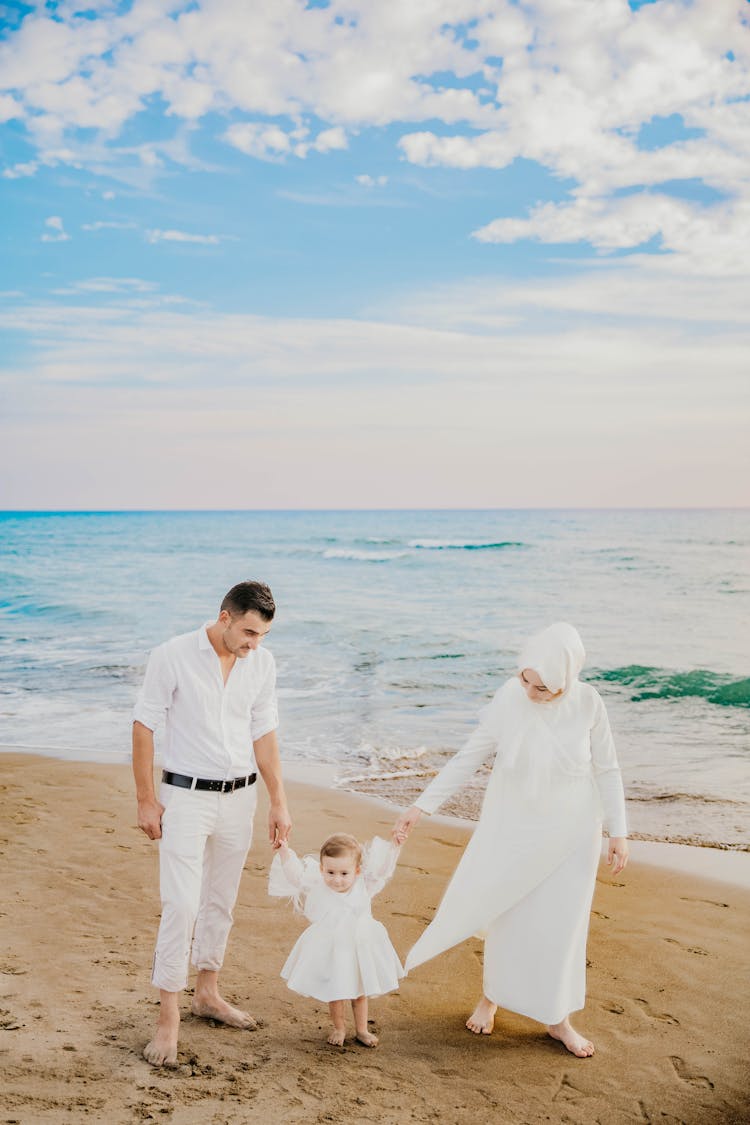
top-left (320, 851), bottom-right (360, 893)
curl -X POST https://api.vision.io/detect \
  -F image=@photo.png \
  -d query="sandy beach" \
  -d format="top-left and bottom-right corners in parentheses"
top-left (1, 754), bottom-right (749, 1125)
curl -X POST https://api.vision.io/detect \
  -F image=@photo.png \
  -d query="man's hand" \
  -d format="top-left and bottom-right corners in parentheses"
top-left (137, 797), bottom-right (165, 840)
top-left (269, 802), bottom-right (292, 849)
top-left (393, 805), bottom-right (422, 845)
top-left (607, 836), bottom-right (629, 876)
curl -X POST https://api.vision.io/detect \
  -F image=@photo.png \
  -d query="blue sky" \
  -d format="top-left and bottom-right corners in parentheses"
top-left (1, 0), bottom-right (748, 508)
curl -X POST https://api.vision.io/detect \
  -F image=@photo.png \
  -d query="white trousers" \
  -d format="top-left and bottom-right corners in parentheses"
top-left (152, 780), bottom-right (257, 993)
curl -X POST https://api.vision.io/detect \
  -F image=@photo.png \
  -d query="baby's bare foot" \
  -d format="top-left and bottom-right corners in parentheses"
top-left (355, 1029), bottom-right (379, 1047)
top-left (191, 995), bottom-right (257, 1030)
top-left (327, 1026), bottom-right (346, 1047)
top-left (466, 996), bottom-right (497, 1035)
top-left (548, 1017), bottom-right (595, 1058)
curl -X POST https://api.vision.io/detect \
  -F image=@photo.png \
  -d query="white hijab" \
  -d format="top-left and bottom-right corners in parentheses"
top-left (479, 622), bottom-right (588, 798)
top-left (517, 621), bottom-right (586, 697)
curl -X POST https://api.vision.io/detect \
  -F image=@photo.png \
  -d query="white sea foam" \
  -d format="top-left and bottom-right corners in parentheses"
top-left (322, 547), bottom-right (411, 561)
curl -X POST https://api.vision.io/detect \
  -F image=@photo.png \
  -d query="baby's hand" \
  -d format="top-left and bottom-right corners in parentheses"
top-left (393, 805), bottom-right (422, 845)
top-left (273, 829), bottom-right (289, 853)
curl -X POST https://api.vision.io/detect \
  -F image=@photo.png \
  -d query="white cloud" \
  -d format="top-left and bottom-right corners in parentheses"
top-left (0, 1), bottom-right (748, 274)
top-left (309, 126), bottom-right (347, 153)
top-left (81, 220), bottom-right (137, 231)
top-left (356, 173), bottom-right (388, 187)
top-left (223, 121), bottom-right (348, 161)
top-left (0, 287), bottom-right (746, 506)
top-left (52, 277), bottom-right (158, 294)
top-left (145, 228), bottom-right (221, 244)
top-left (0, 93), bottom-right (22, 122)
top-left (223, 122), bottom-right (294, 161)
top-left (2, 160), bottom-right (39, 179)
top-left (40, 215), bottom-right (70, 242)
top-left (472, 193), bottom-right (750, 275)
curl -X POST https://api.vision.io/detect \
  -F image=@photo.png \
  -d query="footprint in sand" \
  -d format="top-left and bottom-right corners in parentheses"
top-left (602, 1001), bottom-right (625, 1014)
top-left (429, 837), bottom-right (463, 848)
top-left (663, 938), bottom-right (709, 956)
top-left (669, 1055), bottom-right (714, 1090)
top-left (552, 1073), bottom-right (588, 1103)
top-left (679, 896), bottom-right (728, 909)
top-left (635, 998), bottom-right (679, 1026)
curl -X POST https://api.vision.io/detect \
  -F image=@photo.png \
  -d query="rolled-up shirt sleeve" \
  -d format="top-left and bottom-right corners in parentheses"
top-left (251, 653), bottom-right (278, 742)
top-left (590, 690), bottom-right (628, 838)
top-left (133, 644), bottom-right (175, 733)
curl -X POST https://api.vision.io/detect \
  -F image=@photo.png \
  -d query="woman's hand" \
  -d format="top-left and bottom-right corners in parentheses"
top-left (607, 836), bottom-right (629, 876)
top-left (393, 805), bottom-right (422, 845)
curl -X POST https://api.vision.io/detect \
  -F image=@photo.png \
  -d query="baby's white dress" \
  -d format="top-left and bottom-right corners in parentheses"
top-left (269, 837), bottom-right (404, 1003)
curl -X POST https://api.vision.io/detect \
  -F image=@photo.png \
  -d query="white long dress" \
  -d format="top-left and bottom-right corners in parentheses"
top-left (405, 671), bottom-right (627, 1026)
top-left (269, 837), bottom-right (404, 1003)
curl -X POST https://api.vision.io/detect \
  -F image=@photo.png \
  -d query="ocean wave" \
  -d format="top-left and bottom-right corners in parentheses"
top-left (628, 791), bottom-right (744, 806)
top-left (593, 665), bottom-right (750, 708)
top-left (336, 768), bottom-right (437, 785)
top-left (628, 832), bottom-right (750, 853)
top-left (322, 548), bottom-right (411, 561)
top-left (408, 539), bottom-right (526, 551)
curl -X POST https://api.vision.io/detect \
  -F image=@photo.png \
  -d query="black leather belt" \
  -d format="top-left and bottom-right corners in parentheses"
top-left (162, 770), bottom-right (257, 794)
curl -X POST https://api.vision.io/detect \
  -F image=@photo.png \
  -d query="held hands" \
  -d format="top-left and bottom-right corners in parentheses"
top-left (607, 836), bottom-right (629, 876)
top-left (393, 805), bottom-right (422, 845)
top-left (137, 798), bottom-right (165, 841)
top-left (269, 803), bottom-right (292, 850)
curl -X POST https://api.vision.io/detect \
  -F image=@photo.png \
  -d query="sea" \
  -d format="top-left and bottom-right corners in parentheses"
top-left (1, 509), bottom-right (748, 850)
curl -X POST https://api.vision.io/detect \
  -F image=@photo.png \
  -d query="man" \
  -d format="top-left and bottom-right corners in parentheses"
top-left (132, 580), bottom-right (292, 1067)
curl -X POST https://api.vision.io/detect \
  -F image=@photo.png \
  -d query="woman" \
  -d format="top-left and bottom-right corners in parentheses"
top-left (394, 623), bottom-right (628, 1058)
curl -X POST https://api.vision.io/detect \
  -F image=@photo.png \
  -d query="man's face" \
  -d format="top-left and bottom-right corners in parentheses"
top-left (220, 609), bottom-right (272, 658)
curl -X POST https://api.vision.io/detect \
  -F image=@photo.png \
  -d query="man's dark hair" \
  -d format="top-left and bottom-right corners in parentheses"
top-left (221, 580), bottom-right (276, 621)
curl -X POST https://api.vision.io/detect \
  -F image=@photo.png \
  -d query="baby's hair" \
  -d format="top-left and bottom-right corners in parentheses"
top-left (320, 832), bottom-right (362, 866)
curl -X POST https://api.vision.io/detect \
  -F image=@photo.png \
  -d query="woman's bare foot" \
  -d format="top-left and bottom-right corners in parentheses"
top-left (466, 995), bottom-right (497, 1035)
top-left (548, 1017), bottom-right (595, 1058)
top-left (143, 997), bottom-right (179, 1067)
top-left (191, 994), bottom-right (257, 1030)
top-left (355, 1028), bottom-right (379, 1047)
top-left (327, 1026), bottom-right (346, 1046)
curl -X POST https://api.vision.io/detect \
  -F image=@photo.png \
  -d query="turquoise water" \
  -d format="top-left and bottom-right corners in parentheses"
top-left (1, 509), bottom-right (748, 848)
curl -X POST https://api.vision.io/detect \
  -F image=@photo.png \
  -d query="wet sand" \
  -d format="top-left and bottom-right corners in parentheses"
top-left (1, 753), bottom-right (749, 1125)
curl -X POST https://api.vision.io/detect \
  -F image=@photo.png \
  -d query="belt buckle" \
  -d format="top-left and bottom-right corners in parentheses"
top-left (224, 778), bottom-right (235, 794)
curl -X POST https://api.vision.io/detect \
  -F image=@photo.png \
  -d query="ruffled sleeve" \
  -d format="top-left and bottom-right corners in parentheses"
top-left (268, 848), bottom-right (321, 910)
top-left (361, 836), bottom-right (400, 898)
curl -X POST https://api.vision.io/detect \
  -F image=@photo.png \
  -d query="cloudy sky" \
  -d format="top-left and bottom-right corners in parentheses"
top-left (1, 0), bottom-right (748, 509)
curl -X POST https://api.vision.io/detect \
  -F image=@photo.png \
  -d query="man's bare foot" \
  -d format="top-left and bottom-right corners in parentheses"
top-left (466, 995), bottom-right (497, 1035)
top-left (143, 1006), bottom-right (179, 1067)
top-left (548, 1017), bottom-right (595, 1058)
top-left (191, 995), bottom-right (257, 1030)
top-left (327, 1027), bottom-right (346, 1046)
top-left (355, 1029), bottom-right (379, 1047)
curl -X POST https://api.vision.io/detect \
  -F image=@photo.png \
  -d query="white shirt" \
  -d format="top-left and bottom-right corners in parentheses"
top-left (133, 624), bottom-right (278, 779)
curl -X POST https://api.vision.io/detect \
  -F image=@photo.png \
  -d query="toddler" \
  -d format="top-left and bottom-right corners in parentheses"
top-left (269, 832), bottom-right (403, 1047)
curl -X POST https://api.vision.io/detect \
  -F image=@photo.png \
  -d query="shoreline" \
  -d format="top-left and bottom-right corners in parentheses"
top-left (2, 745), bottom-right (749, 887)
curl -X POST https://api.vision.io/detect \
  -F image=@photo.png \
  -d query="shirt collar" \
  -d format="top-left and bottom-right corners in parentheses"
top-left (198, 623), bottom-right (213, 651)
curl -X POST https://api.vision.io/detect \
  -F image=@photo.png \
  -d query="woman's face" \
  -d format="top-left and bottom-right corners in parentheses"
top-left (519, 667), bottom-right (562, 703)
